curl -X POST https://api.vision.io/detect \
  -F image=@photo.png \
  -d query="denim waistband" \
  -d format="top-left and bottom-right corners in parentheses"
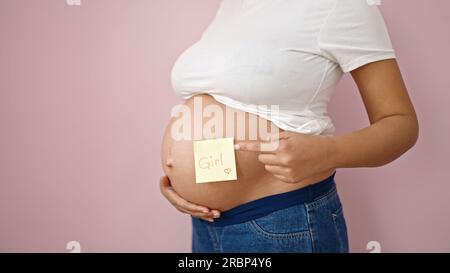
top-left (198, 170), bottom-right (337, 227)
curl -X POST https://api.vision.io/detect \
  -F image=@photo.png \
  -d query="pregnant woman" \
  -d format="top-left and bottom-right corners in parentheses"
top-left (160, 0), bottom-right (418, 253)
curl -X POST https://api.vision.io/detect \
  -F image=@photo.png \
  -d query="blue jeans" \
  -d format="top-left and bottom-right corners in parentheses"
top-left (191, 171), bottom-right (349, 253)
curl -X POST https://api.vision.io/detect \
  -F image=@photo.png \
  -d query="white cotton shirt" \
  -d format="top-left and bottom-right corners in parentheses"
top-left (170, 0), bottom-right (396, 135)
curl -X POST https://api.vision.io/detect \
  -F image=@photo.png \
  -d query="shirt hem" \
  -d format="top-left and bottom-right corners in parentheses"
top-left (341, 51), bottom-right (397, 73)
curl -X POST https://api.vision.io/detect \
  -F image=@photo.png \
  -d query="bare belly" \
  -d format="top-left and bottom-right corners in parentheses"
top-left (161, 94), bottom-right (335, 211)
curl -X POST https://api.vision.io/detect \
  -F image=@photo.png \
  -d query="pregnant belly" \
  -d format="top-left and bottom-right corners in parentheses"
top-left (161, 94), bottom-right (334, 211)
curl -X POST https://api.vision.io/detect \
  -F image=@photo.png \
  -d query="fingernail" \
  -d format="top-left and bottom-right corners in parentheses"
top-left (213, 212), bottom-right (220, 218)
top-left (207, 219), bottom-right (214, 222)
top-left (234, 144), bottom-right (240, 150)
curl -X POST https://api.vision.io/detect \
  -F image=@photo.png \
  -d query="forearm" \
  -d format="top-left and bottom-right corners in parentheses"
top-left (328, 114), bottom-right (419, 169)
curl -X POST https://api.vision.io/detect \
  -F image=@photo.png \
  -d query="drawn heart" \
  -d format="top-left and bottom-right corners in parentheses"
top-left (224, 168), bottom-right (231, 174)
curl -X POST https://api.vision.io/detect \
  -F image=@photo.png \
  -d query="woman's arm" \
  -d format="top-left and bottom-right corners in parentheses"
top-left (329, 59), bottom-right (419, 168)
top-left (236, 59), bottom-right (419, 183)
top-left (160, 176), bottom-right (221, 222)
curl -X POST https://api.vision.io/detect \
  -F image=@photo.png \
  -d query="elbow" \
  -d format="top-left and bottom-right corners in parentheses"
top-left (405, 113), bottom-right (420, 151)
top-left (376, 116), bottom-right (419, 168)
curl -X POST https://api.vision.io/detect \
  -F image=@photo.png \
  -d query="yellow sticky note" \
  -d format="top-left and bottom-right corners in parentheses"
top-left (193, 137), bottom-right (238, 183)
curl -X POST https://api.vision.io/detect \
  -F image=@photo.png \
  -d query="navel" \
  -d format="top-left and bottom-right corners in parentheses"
top-left (165, 157), bottom-right (174, 167)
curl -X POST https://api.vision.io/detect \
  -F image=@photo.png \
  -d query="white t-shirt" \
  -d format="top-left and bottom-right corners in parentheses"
top-left (170, 0), bottom-right (396, 135)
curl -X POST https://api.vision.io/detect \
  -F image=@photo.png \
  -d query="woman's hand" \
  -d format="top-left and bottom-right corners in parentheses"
top-left (159, 176), bottom-right (221, 222)
top-left (235, 131), bottom-right (336, 183)
top-left (235, 60), bottom-right (419, 181)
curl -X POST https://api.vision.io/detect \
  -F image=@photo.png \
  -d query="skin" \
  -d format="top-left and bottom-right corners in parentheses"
top-left (160, 58), bottom-right (419, 222)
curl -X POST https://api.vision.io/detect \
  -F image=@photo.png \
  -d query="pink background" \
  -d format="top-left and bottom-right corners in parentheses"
top-left (0, 0), bottom-right (449, 253)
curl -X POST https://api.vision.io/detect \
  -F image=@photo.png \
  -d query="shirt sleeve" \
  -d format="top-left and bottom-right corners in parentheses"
top-left (318, 0), bottom-right (396, 73)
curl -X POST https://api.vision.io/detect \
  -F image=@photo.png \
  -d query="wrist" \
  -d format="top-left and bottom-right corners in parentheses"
top-left (323, 135), bottom-right (341, 170)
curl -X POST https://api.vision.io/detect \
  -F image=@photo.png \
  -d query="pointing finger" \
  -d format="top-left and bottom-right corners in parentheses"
top-left (234, 140), bottom-right (280, 153)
